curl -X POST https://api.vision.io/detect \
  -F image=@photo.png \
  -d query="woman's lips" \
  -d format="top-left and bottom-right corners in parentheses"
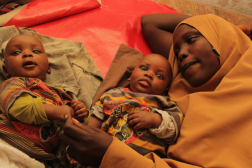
top-left (182, 61), bottom-right (199, 75)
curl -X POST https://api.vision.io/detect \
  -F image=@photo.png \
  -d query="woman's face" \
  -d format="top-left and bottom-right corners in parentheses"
top-left (173, 24), bottom-right (220, 87)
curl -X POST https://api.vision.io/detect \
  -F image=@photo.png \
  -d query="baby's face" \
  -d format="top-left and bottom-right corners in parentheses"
top-left (129, 54), bottom-right (172, 95)
top-left (3, 35), bottom-right (51, 81)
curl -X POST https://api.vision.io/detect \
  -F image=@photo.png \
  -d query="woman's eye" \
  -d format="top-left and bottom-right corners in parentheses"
top-left (140, 66), bottom-right (148, 71)
top-left (174, 50), bottom-right (180, 58)
top-left (33, 50), bottom-right (42, 54)
top-left (156, 73), bottom-right (164, 79)
top-left (11, 51), bottom-right (21, 56)
top-left (187, 36), bottom-right (197, 44)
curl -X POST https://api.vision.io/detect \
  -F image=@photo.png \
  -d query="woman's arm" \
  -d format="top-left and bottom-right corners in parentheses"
top-left (141, 13), bottom-right (190, 58)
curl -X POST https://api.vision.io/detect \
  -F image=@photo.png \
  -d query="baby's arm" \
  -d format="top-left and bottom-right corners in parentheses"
top-left (88, 105), bottom-right (103, 128)
top-left (149, 106), bottom-right (183, 144)
top-left (88, 116), bottom-right (103, 128)
top-left (8, 93), bottom-right (49, 124)
top-left (0, 77), bottom-right (75, 124)
top-left (43, 104), bottom-right (74, 122)
top-left (8, 93), bottom-right (74, 124)
top-left (88, 99), bottom-right (105, 128)
top-left (128, 106), bottom-right (183, 144)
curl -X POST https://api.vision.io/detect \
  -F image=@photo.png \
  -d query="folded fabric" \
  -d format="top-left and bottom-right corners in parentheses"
top-left (5, 0), bottom-right (101, 27)
top-left (0, 26), bottom-right (103, 109)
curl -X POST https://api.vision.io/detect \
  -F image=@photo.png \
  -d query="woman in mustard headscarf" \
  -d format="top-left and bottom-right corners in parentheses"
top-left (60, 14), bottom-right (252, 168)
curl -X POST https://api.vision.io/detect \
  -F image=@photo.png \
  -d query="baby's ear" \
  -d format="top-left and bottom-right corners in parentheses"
top-left (127, 77), bottom-right (131, 81)
top-left (47, 63), bottom-right (51, 74)
top-left (2, 64), bottom-right (10, 78)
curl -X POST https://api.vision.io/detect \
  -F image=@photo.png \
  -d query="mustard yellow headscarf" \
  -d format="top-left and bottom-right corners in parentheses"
top-left (167, 14), bottom-right (252, 167)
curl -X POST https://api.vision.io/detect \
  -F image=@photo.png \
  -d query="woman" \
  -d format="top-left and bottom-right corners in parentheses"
top-left (60, 14), bottom-right (252, 167)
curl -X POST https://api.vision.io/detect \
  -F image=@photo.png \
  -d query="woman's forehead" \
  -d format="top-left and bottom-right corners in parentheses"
top-left (173, 24), bottom-right (200, 43)
top-left (174, 24), bottom-right (198, 35)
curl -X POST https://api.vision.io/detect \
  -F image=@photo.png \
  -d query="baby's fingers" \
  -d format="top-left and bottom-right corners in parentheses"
top-left (127, 111), bottom-right (139, 122)
top-left (75, 110), bottom-right (88, 118)
top-left (74, 103), bottom-right (86, 112)
top-left (71, 101), bottom-right (78, 109)
top-left (133, 122), bottom-right (144, 131)
top-left (127, 117), bottom-right (140, 127)
top-left (75, 108), bottom-right (88, 115)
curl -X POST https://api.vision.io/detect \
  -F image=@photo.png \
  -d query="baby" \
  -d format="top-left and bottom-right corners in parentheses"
top-left (0, 34), bottom-right (88, 161)
top-left (89, 54), bottom-right (183, 157)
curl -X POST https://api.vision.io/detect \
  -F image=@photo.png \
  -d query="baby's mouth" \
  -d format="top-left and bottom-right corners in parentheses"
top-left (139, 79), bottom-right (151, 87)
top-left (23, 61), bottom-right (37, 68)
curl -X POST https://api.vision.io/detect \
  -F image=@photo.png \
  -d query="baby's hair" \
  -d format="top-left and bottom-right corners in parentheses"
top-left (0, 49), bottom-right (4, 59)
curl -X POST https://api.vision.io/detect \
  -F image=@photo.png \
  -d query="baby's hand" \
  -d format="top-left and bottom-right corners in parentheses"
top-left (127, 110), bottom-right (155, 130)
top-left (71, 100), bottom-right (88, 122)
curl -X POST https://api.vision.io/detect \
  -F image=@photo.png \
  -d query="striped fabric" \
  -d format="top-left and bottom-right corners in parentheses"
top-left (92, 87), bottom-right (183, 157)
top-left (0, 77), bottom-right (72, 160)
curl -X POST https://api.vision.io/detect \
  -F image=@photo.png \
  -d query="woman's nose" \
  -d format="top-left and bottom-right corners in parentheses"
top-left (178, 46), bottom-right (189, 62)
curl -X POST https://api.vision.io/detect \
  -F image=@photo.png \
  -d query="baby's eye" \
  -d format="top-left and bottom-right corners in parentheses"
top-left (140, 66), bottom-right (148, 71)
top-left (33, 50), bottom-right (42, 54)
top-left (187, 36), bottom-right (198, 44)
top-left (156, 73), bottom-right (164, 80)
top-left (11, 50), bottom-right (21, 56)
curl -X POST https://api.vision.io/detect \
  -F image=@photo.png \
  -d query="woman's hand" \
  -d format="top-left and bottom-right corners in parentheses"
top-left (60, 117), bottom-right (113, 167)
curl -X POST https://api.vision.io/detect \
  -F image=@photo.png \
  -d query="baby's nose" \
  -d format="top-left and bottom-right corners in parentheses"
top-left (144, 72), bottom-right (153, 79)
top-left (22, 50), bottom-right (33, 57)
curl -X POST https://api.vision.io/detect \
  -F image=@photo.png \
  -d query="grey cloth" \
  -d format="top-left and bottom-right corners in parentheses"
top-left (0, 25), bottom-right (103, 109)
